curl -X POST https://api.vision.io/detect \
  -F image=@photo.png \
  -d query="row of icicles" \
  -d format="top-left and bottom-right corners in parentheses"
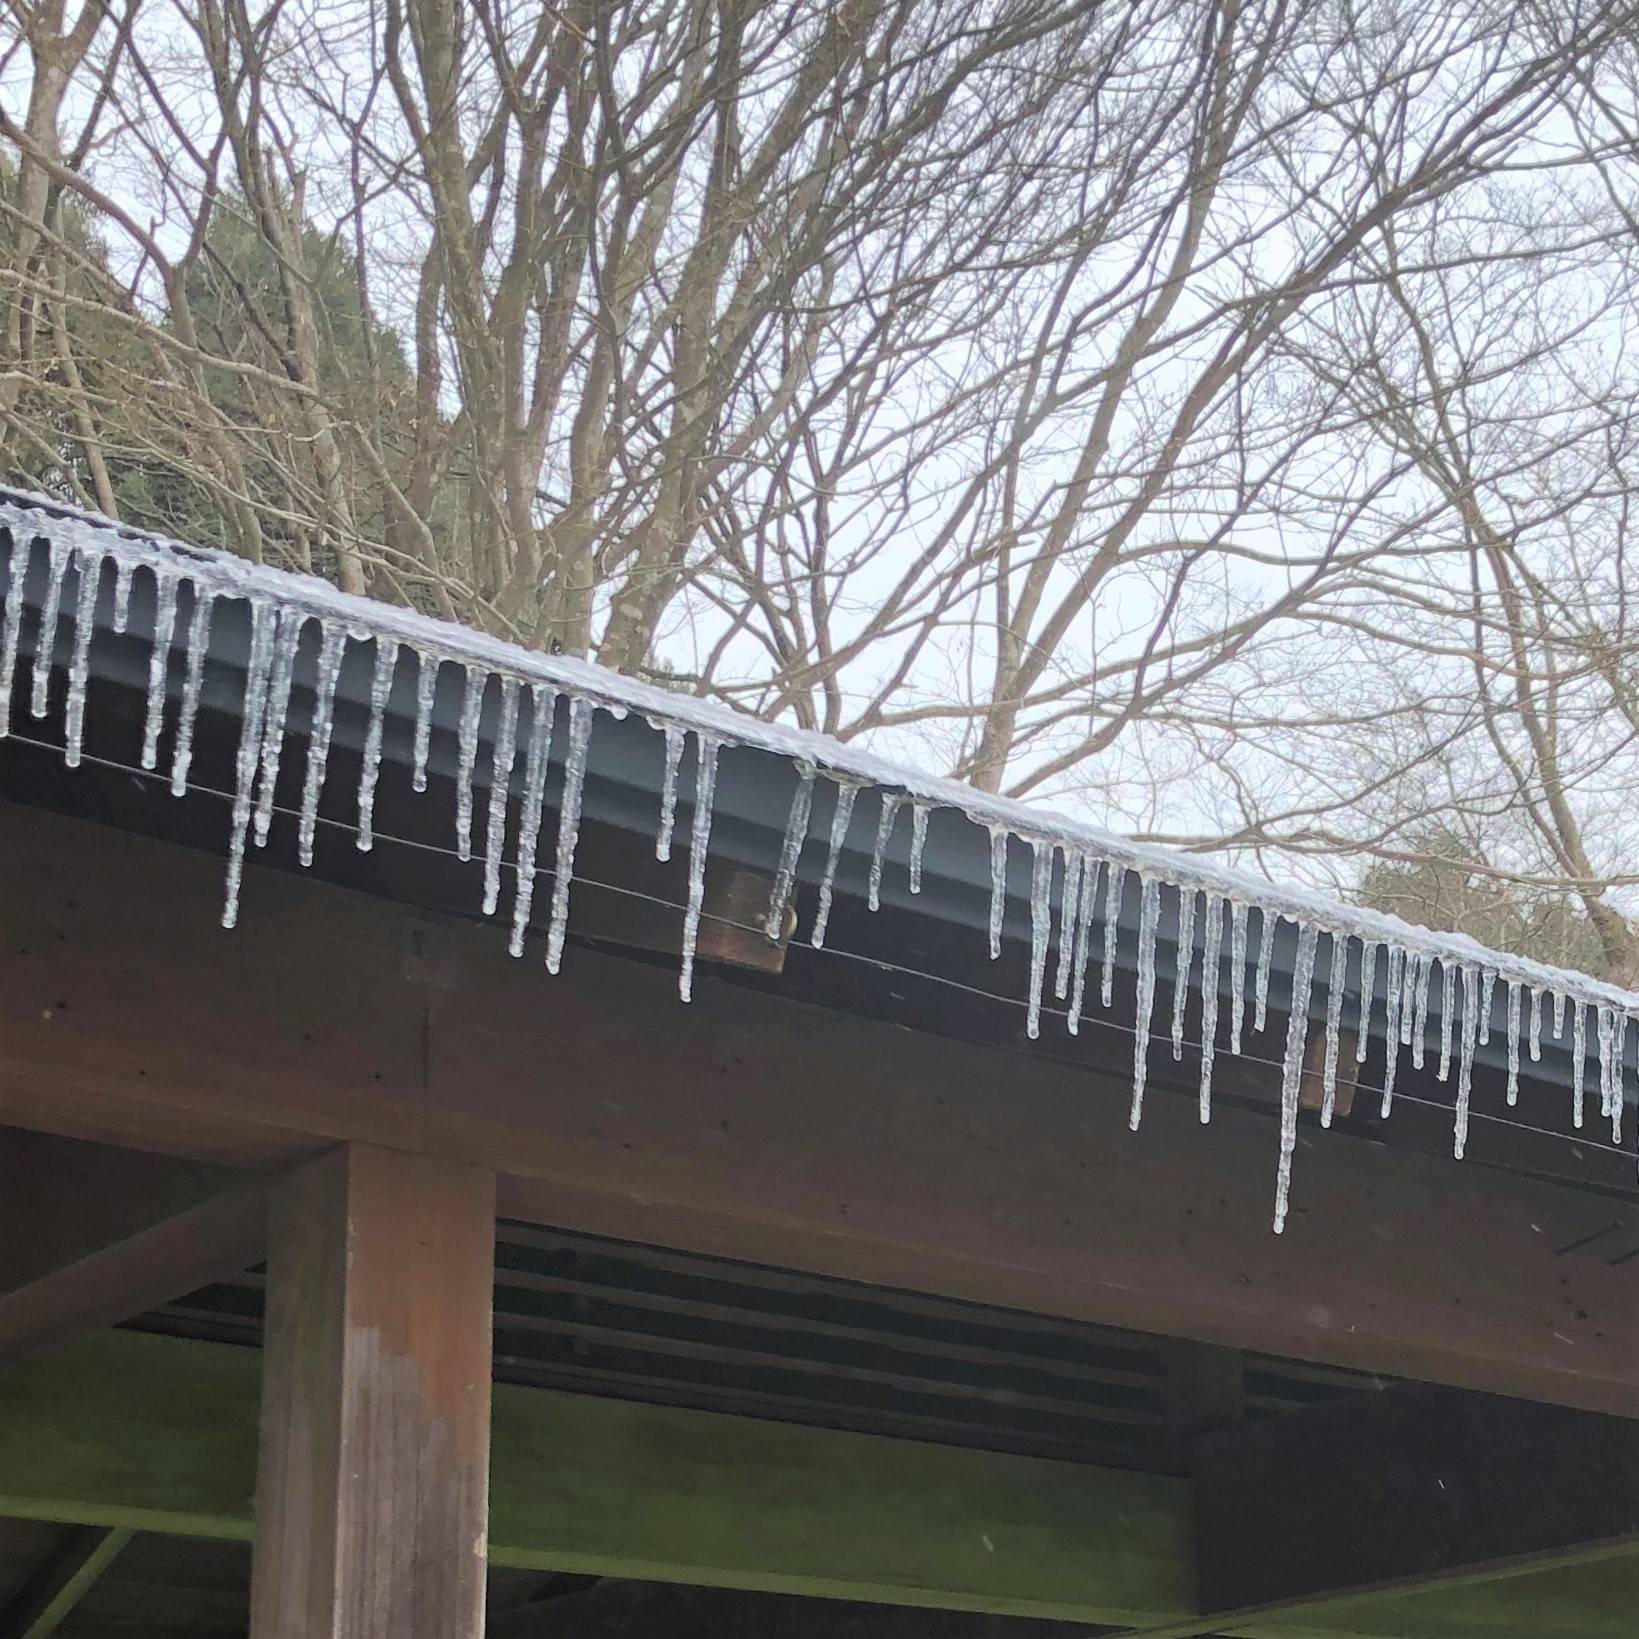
top-left (2, 529), bottom-right (1633, 1229)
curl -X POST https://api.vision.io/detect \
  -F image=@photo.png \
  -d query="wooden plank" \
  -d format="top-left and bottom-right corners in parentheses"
top-left (248, 1146), bottom-right (495, 1639)
top-left (0, 1329), bottom-right (1193, 1626)
top-left (2, 803), bottom-right (1635, 1414)
top-left (0, 1134), bottom-right (267, 1366)
top-left (0, 1526), bottom-right (132, 1639)
top-left (1193, 1384), bottom-right (1639, 1612)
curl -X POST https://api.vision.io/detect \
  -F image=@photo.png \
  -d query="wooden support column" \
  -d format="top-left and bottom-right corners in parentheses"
top-left (249, 1144), bottom-right (495, 1639)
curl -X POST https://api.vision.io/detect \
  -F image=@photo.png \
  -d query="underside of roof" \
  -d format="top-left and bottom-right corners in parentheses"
top-left (2, 485), bottom-right (1635, 1228)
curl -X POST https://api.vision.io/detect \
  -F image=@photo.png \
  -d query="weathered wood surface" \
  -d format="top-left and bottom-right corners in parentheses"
top-left (248, 1146), bottom-right (495, 1639)
top-left (1, 803), bottom-right (1635, 1412)
top-left (0, 1329), bottom-right (1192, 1626)
top-left (0, 1133), bottom-right (266, 1367)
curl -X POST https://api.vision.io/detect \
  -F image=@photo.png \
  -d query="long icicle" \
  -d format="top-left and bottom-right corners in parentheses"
top-left (1198, 894), bottom-right (1224, 1123)
top-left (1025, 840), bottom-right (1053, 1039)
top-left (655, 722), bottom-right (686, 862)
top-left (508, 685), bottom-right (556, 958)
top-left (1571, 1000), bottom-right (1586, 1129)
top-left (1067, 858), bottom-right (1098, 1036)
top-left (252, 609), bottom-right (303, 846)
top-left (1228, 901), bottom-right (1249, 1053)
top-left (544, 695), bottom-right (594, 975)
top-left (1129, 874), bottom-right (1160, 1131)
top-left (1253, 908), bottom-right (1275, 1032)
top-left (1529, 985), bottom-right (1543, 1061)
top-left (867, 794), bottom-right (902, 911)
top-left (1054, 850), bottom-right (1084, 1002)
top-left (170, 588), bottom-right (215, 796)
top-left (987, 827), bottom-right (1009, 959)
top-left (454, 664), bottom-right (485, 862)
top-left (411, 650), bottom-right (440, 793)
top-left (63, 547), bottom-right (102, 768)
top-left (1453, 964), bottom-right (1480, 1159)
top-left (1171, 887), bottom-right (1197, 1061)
top-left (1505, 979), bottom-right (1522, 1106)
top-left (221, 601), bottom-right (277, 930)
top-left (296, 622), bottom-right (348, 867)
top-left (908, 803), bottom-right (930, 892)
top-left (1436, 959), bottom-right (1456, 1083)
top-left (1101, 862), bottom-right (1127, 1007)
top-left (1380, 945), bottom-right (1405, 1117)
top-left (1354, 939), bottom-right (1378, 1064)
top-left (1320, 933), bottom-right (1347, 1129)
top-left (766, 764), bottom-right (817, 939)
top-left (679, 733), bottom-right (721, 1002)
top-left (29, 535), bottom-right (70, 719)
top-left (140, 571), bottom-right (179, 768)
top-left (482, 677), bottom-right (520, 917)
top-left (356, 638), bottom-right (398, 852)
top-left (1274, 922), bottom-right (1321, 1233)
top-left (811, 780), bottom-right (859, 949)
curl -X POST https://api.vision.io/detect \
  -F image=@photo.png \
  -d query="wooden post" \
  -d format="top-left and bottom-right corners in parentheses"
top-left (249, 1144), bottom-right (495, 1639)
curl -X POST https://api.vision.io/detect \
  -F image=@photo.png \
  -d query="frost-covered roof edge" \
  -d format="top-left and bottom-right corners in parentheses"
top-left (2, 486), bottom-right (1634, 1224)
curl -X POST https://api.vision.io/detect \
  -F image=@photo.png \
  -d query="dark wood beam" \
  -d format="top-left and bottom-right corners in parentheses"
top-left (0, 1132), bottom-right (267, 1367)
top-left (248, 1145), bottom-right (495, 1639)
top-left (0, 1525), bottom-right (132, 1639)
top-left (2, 803), bottom-right (1636, 1414)
top-left (1157, 1383), bottom-right (1639, 1639)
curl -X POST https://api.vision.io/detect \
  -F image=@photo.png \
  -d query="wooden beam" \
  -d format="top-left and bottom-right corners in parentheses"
top-left (2, 804), bottom-right (1636, 1414)
top-left (0, 1329), bottom-right (1193, 1627)
top-left (0, 1526), bottom-right (132, 1639)
top-left (1193, 1384), bottom-right (1639, 1616)
top-left (0, 1133), bottom-right (267, 1366)
top-left (248, 1146), bottom-right (495, 1639)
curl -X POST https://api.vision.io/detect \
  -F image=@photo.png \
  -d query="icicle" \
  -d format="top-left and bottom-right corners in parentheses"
top-left (1273, 922), bottom-right (1321, 1233)
top-left (1198, 895), bottom-right (1224, 1123)
top-left (1101, 862), bottom-right (1127, 1007)
top-left (1320, 934), bottom-right (1347, 1128)
top-left (111, 559), bottom-right (133, 631)
top-left (1611, 1014), bottom-right (1627, 1144)
top-left (867, 794), bottom-right (902, 910)
top-left (1025, 840), bottom-right (1053, 1039)
top-left (1228, 901), bottom-right (1249, 1053)
top-left (679, 732), bottom-right (721, 1002)
top-left (544, 695), bottom-right (594, 976)
top-left (252, 610), bottom-right (303, 846)
top-left (1410, 955), bottom-right (1431, 1070)
top-left (296, 622), bottom-right (348, 867)
top-left (1505, 980), bottom-right (1522, 1106)
top-left (1477, 968), bottom-right (1495, 1046)
top-left (454, 665), bottom-right (485, 862)
top-left (1453, 964), bottom-right (1479, 1159)
top-left (63, 549), bottom-right (102, 767)
top-left (1596, 1006), bottom-right (1616, 1131)
top-left (1066, 859), bottom-right (1098, 1036)
top-left (140, 572), bottom-right (179, 767)
top-left (810, 780), bottom-right (859, 949)
top-left (411, 649), bottom-right (440, 794)
top-left (1528, 986), bottom-right (1543, 1062)
top-left (1054, 851), bottom-right (1084, 1001)
top-left (908, 803), bottom-right (930, 893)
top-left (482, 677), bottom-right (520, 917)
top-left (1380, 945), bottom-right (1405, 1118)
top-left (355, 638), bottom-right (398, 853)
top-left (655, 723), bottom-right (686, 862)
top-left (987, 827), bottom-right (1009, 960)
top-left (1552, 989), bottom-right (1566, 1038)
top-left (1168, 889), bottom-right (1196, 1060)
top-left (766, 764), bottom-right (816, 940)
top-left (1400, 952), bottom-right (1420, 1047)
top-left (1129, 874), bottom-right (1161, 1131)
top-left (1436, 960), bottom-right (1456, 1082)
top-left (170, 589), bottom-right (215, 796)
top-left (221, 601), bottom-right (277, 930)
top-left (1571, 1000), bottom-right (1586, 1129)
top-left (0, 529), bottom-right (27, 737)
top-left (29, 535), bottom-right (70, 719)
top-left (1354, 940), bottom-right (1378, 1063)
top-left (1253, 908), bottom-right (1275, 1032)
top-left (507, 685), bottom-right (556, 957)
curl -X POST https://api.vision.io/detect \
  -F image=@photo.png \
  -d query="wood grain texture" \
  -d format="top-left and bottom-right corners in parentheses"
top-left (2, 803), bottom-right (1635, 1414)
top-left (248, 1146), bottom-right (494, 1639)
